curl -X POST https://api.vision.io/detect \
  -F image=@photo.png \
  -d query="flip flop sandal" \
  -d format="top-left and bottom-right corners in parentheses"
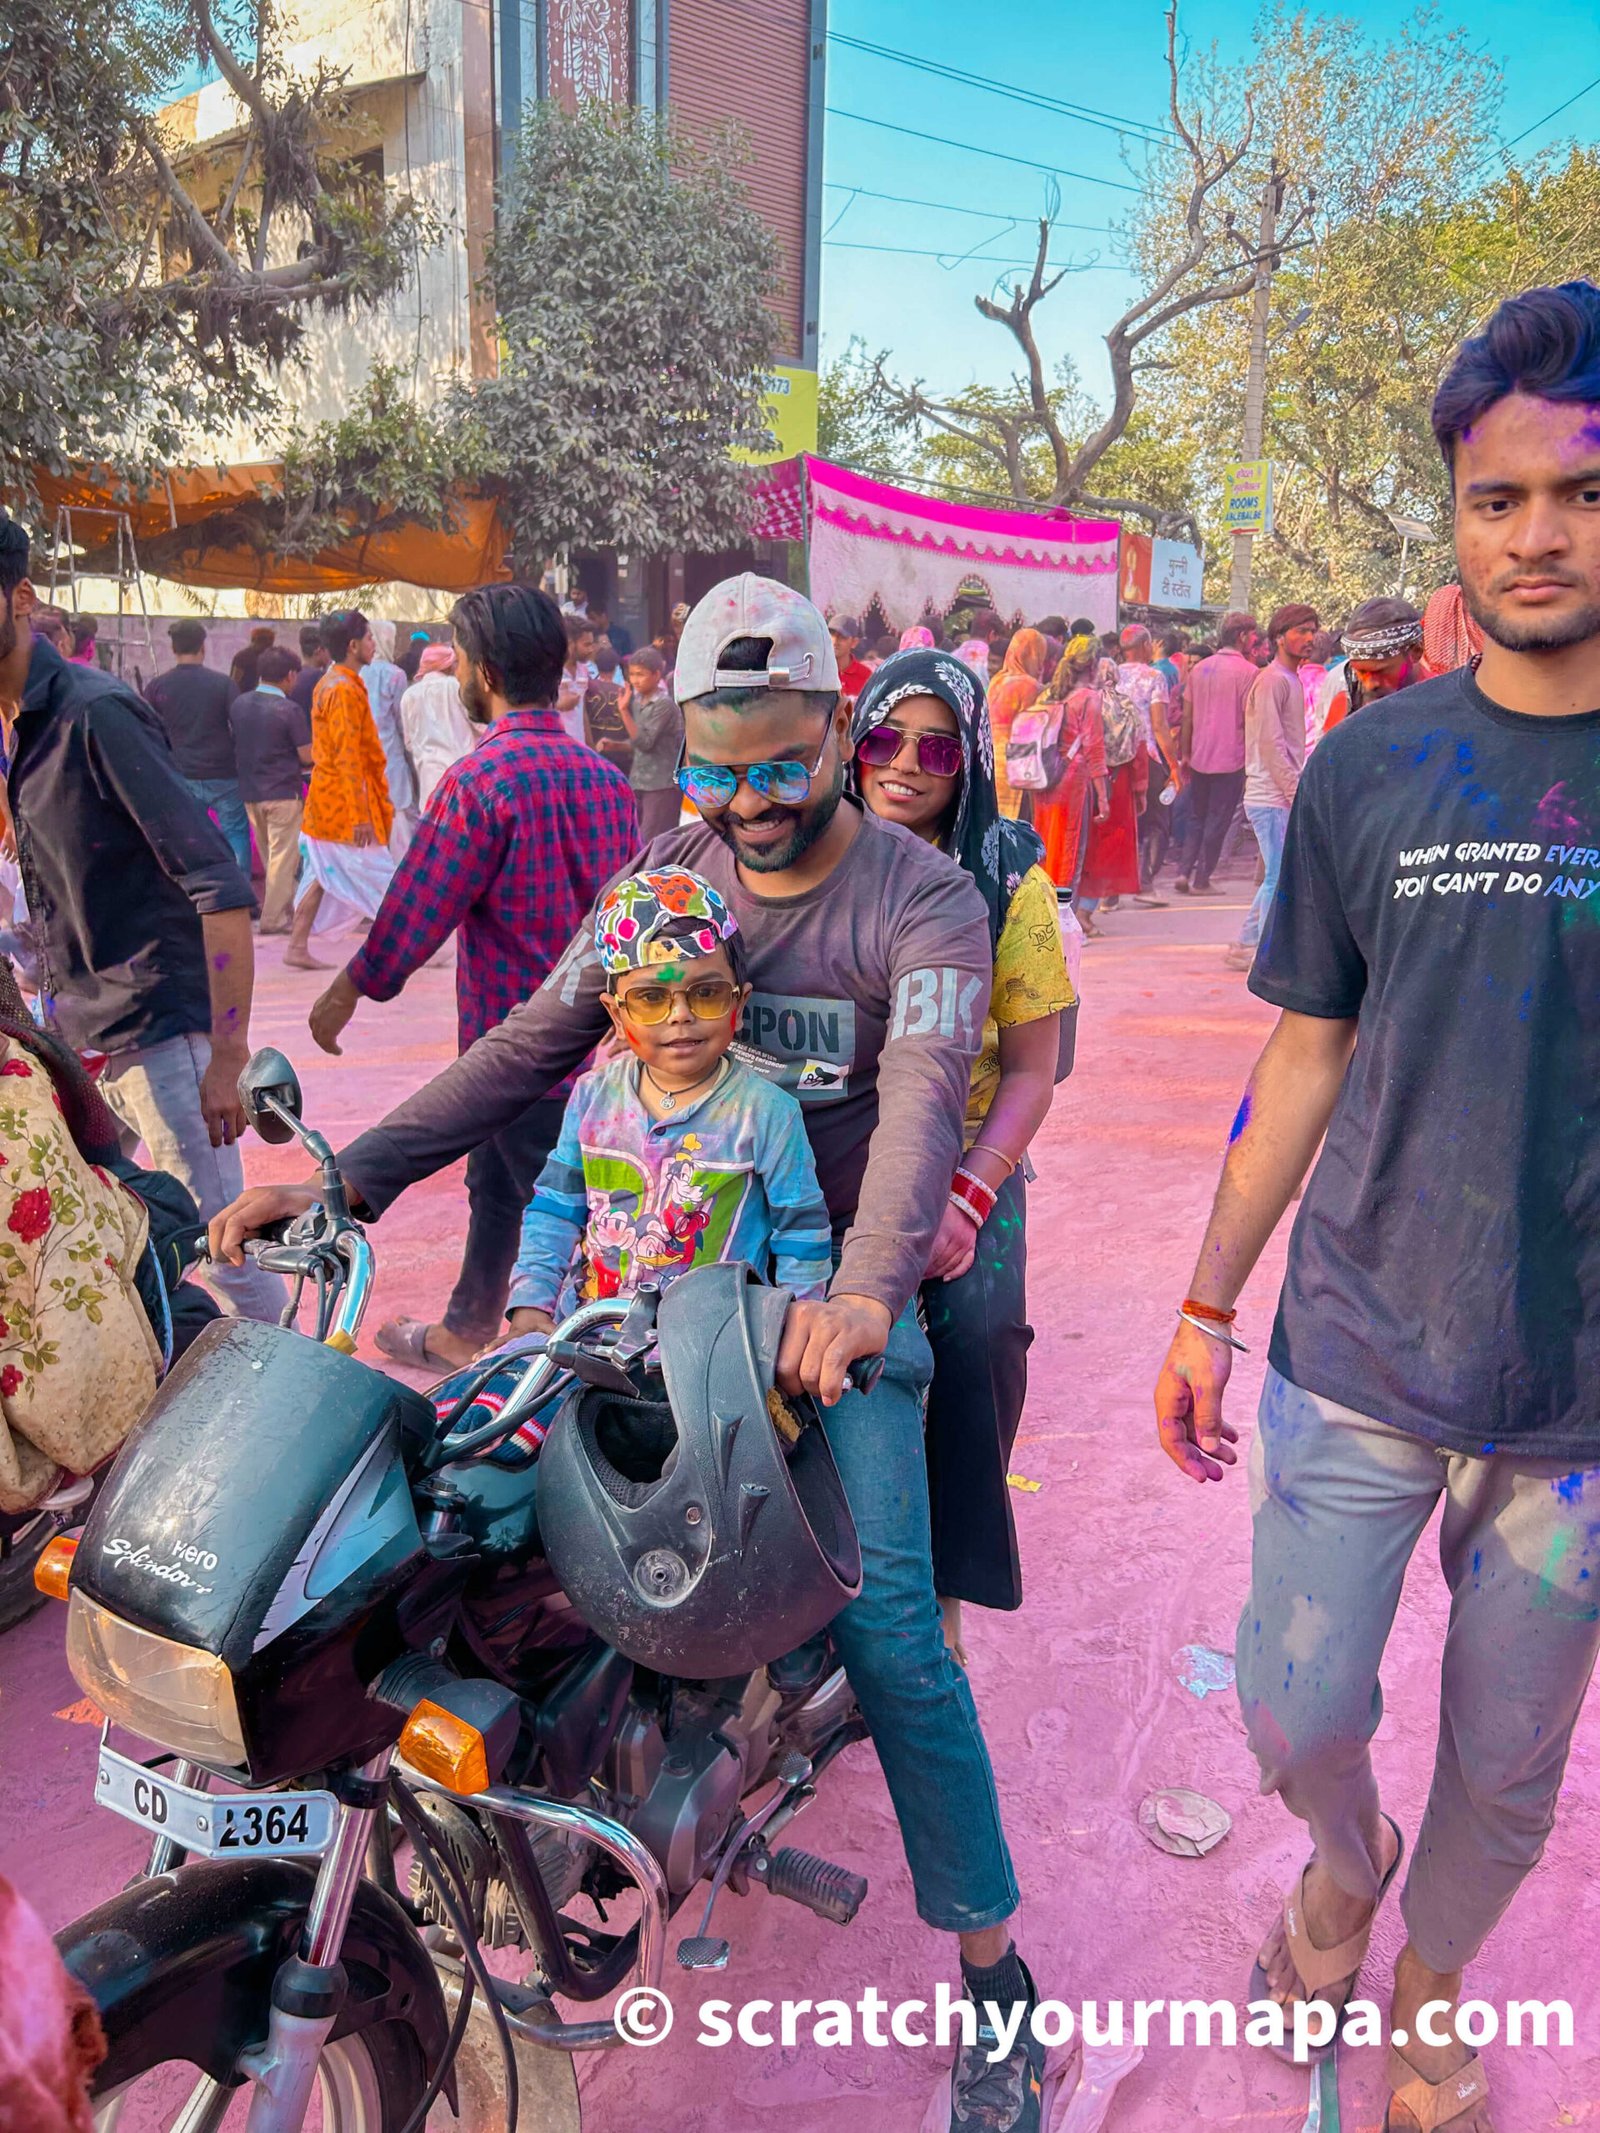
top-left (374, 1317), bottom-right (461, 1372)
top-left (1246, 1814), bottom-right (1405, 2065)
top-left (1382, 2045), bottom-right (1490, 2130)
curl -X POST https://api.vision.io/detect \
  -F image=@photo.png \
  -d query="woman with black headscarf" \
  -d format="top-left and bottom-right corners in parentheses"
top-left (851, 648), bottom-right (1075, 1657)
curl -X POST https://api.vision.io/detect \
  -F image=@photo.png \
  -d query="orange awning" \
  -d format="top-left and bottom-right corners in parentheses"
top-left (31, 462), bottom-right (514, 595)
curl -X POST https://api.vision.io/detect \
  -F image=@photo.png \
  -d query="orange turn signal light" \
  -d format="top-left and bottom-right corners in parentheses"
top-left (34, 1534), bottom-right (78, 1601)
top-left (399, 1698), bottom-right (490, 1797)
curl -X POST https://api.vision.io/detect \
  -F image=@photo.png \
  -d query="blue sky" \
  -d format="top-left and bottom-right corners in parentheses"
top-left (817, 0), bottom-right (1600, 403)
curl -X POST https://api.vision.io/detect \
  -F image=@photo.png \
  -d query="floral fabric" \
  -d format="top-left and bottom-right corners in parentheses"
top-left (0, 1037), bottom-right (160, 1510)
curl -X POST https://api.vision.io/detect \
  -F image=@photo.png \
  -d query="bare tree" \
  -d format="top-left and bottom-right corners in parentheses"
top-left (873, 7), bottom-right (1314, 535)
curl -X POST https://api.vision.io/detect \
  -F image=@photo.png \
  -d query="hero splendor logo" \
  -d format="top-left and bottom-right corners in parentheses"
top-left (101, 1537), bottom-right (217, 1594)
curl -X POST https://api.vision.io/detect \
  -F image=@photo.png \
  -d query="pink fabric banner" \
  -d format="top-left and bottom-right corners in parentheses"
top-left (801, 455), bottom-right (1119, 633)
top-left (747, 456), bottom-right (805, 544)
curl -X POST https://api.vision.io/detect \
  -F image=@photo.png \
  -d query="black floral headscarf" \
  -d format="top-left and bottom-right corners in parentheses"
top-left (851, 647), bottom-right (1044, 955)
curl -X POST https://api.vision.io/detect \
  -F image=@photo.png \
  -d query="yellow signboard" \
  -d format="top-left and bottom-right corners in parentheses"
top-left (735, 365), bottom-right (819, 465)
top-left (1223, 459), bottom-right (1273, 534)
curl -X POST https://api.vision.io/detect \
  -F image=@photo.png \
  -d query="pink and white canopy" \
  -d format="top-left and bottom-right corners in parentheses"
top-left (751, 455), bottom-right (1120, 632)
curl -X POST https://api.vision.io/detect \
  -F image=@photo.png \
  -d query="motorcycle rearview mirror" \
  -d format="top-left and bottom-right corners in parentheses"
top-left (237, 1047), bottom-right (306, 1146)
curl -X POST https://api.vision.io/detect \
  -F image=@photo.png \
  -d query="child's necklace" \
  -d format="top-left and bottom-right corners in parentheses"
top-left (642, 1059), bottom-right (724, 1114)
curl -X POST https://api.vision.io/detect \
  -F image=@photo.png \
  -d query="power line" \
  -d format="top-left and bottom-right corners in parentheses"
top-left (824, 239), bottom-right (1114, 269)
top-left (823, 181), bottom-right (1113, 239)
top-left (1496, 70), bottom-right (1600, 156)
top-left (680, 4), bottom-right (1176, 145)
top-left (828, 34), bottom-right (1176, 146)
top-left (826, 110), bottom-right (1141, 196)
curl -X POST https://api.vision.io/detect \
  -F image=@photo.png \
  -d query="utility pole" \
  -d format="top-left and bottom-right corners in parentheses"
top-left (1228, 163), bottom-right (1283, 612)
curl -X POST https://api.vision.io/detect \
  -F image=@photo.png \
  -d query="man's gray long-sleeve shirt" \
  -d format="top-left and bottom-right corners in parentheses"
top-left (341, 805), bottom-right (993, 1317)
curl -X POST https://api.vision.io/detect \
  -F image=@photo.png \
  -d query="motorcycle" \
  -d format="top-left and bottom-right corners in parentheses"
top-left (42, 1048), bottom-right (876, 2131)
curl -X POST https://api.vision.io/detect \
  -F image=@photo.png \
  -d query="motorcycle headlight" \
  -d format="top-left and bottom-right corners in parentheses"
top-left (66, 1590), bottom-right (246, 1766)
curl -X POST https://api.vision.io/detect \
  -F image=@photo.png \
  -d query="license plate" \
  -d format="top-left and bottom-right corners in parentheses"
top-left (95, 1742), bottom-right (338, 1860)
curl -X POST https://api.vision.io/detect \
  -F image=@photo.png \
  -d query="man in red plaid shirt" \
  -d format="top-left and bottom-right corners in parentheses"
top-left (307, 584), bottom-right (638, 1368)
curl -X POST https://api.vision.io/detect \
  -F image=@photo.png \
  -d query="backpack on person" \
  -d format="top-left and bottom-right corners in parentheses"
top-left (1098, 671), bottom-right (1143, 768)
top-left (1004, 702), bottom-right (1069, 792)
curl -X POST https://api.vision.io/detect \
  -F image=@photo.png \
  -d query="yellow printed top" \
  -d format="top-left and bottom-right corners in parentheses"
top-left (965, 865), bottom-right (1076, 1142)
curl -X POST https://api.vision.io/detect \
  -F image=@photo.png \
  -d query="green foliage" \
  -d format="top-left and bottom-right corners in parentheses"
top-left (1133, 8), bottom-right (1600, 612)
top-left (470, 101), bottom-right (780, 566)
top-left (0, 0), bottom-right (426, 511)
top-left (124, 365), bottom-right (492, 572)
top-left (278, 364), bottom-right (491, 549)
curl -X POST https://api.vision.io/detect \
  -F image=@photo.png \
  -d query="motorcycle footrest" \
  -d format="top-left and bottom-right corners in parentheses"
top-left (759, 1846), bottom-right (867, 1927)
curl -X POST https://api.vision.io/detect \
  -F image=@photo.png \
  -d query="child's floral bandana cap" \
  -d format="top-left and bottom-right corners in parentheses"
top-left (595, 869), bottom-right (739, 975)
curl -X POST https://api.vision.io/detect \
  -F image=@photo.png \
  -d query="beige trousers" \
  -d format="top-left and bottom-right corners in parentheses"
top-left (246, 797), bottom-right (304, 933)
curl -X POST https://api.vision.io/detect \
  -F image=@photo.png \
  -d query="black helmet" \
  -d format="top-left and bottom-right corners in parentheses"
top-left (535, 1262), bottom-right (862, 1677)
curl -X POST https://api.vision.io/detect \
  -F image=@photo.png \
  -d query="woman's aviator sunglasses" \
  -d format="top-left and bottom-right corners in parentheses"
top-left (675, 730), bottom-right (831, 811)
top-left (855, 722), bottom-right (964, 780)
top-left (612, 976), bottom-right (739, 1026)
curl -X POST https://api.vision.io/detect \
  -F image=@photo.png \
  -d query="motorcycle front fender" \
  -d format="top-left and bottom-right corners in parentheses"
top-left (56, 1855), bottom-right (454, 2102)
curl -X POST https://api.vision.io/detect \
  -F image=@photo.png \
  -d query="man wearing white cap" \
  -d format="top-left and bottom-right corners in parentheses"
top-left (214, 573), bottom-right (1047, 2131)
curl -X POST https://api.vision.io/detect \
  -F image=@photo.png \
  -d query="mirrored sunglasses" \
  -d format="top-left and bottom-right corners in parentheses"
top-left (674, 730), bottom-right (832, 812)
top-left (855, 724), bottom-right (964, 779)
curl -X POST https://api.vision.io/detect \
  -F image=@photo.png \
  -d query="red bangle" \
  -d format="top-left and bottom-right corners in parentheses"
top-left (1180, 1297), bottom-right (1237, 1324)
top-left (951, 1167), bottom-right (998, 1227)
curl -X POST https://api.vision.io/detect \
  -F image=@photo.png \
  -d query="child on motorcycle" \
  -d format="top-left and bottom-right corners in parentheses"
top-left (504, 867), bottom-right (832, 1335)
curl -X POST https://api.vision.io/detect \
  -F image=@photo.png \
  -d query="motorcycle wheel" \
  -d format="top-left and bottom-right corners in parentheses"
top-left (92, 2024), bottom-right (427, 2131)
top-left (0, 1508), bottom-right (57, 1631)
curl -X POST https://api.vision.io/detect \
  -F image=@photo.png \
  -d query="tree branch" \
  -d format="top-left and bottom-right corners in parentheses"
top-left (973, 219), bottom-right (1074, 497)
top-left (190, 0), bottom-right (272, 127)
top-left (137, 124), bottom-right (240, 279)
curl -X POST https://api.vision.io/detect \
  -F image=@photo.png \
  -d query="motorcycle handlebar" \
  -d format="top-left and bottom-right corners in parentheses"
top-left (425, 1301), bottom-right (634, 1470)
top-left (240, 1224), bottom-right (374, 1348)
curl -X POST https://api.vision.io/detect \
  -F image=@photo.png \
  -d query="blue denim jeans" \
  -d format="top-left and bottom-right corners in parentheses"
top-left (100, 1032), bottom-right (285, 1323)
top-left (1239, 801), bottom-right (1290, 950)
top-left (185, 775), bottom-right (252, 877)
top-left (817, 1301), bottom-right (1020, 1932)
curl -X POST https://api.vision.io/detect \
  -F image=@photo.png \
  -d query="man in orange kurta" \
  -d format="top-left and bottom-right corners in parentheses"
top-left (286, 609), bottom-right (396, 970)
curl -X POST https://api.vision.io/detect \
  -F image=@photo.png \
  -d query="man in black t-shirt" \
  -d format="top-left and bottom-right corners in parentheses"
top-left (1156, 282), bottom-right (1600, 2133)
top-left (0, 519), bottom-right (283, 1325)
top-left (144, 619), bottom-right (251, 873)
top-left (290, 622), bottom-right (330, 713)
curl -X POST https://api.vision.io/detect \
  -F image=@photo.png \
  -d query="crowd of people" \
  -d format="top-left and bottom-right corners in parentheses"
top-left (3, 275), bottom-right (1598, 2133)
top-left (826, 587), bottom-right (1459, 973)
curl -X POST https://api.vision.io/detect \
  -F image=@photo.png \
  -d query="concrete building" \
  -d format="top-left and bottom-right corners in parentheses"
top-left (156, 0), bottom-right (825, 624)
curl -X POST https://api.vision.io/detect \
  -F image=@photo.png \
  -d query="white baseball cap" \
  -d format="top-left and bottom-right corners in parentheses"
top-left (673, 574), bottom-right (841, 702)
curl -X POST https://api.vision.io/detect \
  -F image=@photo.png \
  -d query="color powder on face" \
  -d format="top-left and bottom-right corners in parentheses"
top-left (1229, 1089), bottom-right (1252, 1144)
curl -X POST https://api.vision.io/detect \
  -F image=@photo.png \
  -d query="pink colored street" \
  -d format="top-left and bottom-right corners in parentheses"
top-left (4, 895), bottom-right (1595, 2131)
